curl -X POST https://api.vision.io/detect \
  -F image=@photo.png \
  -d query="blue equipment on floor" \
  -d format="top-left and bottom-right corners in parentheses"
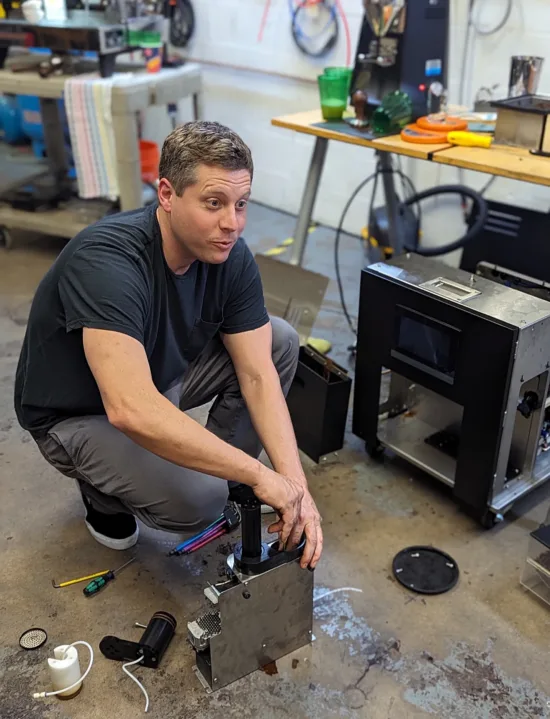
top-left (15, 95), bottom-right (76, 178)
top-left (0, 95), bottom-right (24, 144)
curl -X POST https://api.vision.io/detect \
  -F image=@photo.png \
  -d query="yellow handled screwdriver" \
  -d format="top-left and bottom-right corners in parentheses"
top-left (83, 557), bottom-right (136, 597)
top-left (52, 570), bottom-right (109, 589)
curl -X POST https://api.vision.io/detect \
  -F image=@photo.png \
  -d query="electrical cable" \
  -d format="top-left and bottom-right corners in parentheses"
top-left (290, 0), bottom-right (339, 58)
top-left (314, 587), bottom-right (363, 602)
top-left (334, 173), bottom-right (487, 328)
top-left (335, 162), bottom-right (418, 335)
top-left (334, 170), bottom-right (379, 335)
top-left (471, 0), bottom-right (513, 36)
top-left (33, 641), bottom-right (94, 699)
top-left (459, 0), bottom-right (476, 107)
top-left (367, 161), bottom-right (381, 234)
top-left (122, 655), bottom-right (149, 713)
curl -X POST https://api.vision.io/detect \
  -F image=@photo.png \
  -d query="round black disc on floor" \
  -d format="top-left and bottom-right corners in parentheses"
top-left (19, 627), bottom-right (47, 650)
top-left (392, 546), bottom-right (459, 595)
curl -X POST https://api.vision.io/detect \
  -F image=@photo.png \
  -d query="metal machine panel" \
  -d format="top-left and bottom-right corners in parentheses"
top-left (190, 557), bottom-right (313, 691)
top-left (461, 201), bottom-right (550, 290)
top-left (367, 254), bottom-right (550, 329)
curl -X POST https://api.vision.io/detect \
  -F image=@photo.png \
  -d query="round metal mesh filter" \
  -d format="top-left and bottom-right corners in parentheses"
top-left (19, 628), bottom-right (47, 650)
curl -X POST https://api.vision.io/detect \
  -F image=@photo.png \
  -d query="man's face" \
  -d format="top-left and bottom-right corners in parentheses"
top-left (160, 164), bottom-right (251, 265)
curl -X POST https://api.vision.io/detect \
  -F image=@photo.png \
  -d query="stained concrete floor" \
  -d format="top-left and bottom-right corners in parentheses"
top-left (2, 203), bottom-right (550, 719)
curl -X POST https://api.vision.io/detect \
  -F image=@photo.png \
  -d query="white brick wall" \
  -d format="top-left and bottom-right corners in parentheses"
top-left (143, 0), bottom-right (550, 237)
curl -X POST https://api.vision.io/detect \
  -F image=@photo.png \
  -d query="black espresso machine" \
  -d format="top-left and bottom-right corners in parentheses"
top-left (351, 0), bottom-right (450, 119)
top-left (353, 254), bottom-right (550, 527)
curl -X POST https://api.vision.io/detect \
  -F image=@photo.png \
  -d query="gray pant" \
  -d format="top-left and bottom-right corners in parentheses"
top-left (34, 317), bottom-right (299, 533)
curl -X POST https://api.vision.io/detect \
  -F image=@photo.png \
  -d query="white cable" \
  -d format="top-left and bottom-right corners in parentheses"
top-left (33, 640), bottom-right (94, 699)
top-left (122, 655), bottom-right (149, 713)
top-left (314, 587), bottom-right (363, 602)
top-left (471, 0), bottom-right (513, 36)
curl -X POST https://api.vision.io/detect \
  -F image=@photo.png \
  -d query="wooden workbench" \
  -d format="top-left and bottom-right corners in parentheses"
top-left (432, 143), bottom-right (550, 187)
top-left (0, 63), bottom-right (203, 248)
top-left (272, 108), bottom-right (451, 159)
top-left (272, 109), bottom-right (550, 264)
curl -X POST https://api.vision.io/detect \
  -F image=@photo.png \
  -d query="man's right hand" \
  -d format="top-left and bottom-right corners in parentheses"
top-left (251, 465), bottom-right (304, 550)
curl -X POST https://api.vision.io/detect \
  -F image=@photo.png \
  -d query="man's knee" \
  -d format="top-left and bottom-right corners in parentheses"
top-left (270, 317), bottom-right (299, 387)
top-left (139, 474), bottom-right (229, 533)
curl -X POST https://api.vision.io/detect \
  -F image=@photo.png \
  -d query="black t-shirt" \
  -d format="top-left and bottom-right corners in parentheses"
top-left (14, 203), bottom-right (269, 436)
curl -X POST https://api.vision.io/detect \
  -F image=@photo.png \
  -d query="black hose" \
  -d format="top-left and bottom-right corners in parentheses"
top-left (169, 0), bottom-right (195, 49)
top-left (402, 184), bottom-right (488, 257)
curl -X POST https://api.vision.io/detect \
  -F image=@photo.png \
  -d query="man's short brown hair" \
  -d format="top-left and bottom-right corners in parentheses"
top-left (159, 121), bottom-right (254, 196)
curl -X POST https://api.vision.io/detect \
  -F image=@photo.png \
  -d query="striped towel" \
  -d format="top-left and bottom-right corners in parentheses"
top-left (64, 74), bottom-right (129, 201)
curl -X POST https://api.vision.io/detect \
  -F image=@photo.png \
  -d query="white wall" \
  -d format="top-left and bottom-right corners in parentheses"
top-left (143, 0), bottom-right (550, 240)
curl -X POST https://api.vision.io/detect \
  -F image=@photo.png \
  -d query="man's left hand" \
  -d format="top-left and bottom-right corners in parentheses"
top-left (268, 488), bottom-right (323, 569)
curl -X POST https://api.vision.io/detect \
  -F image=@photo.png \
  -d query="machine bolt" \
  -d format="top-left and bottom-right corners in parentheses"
top-left (242, 590), bottom-right (251, 599)
top-left (214, 678), bottom-right (218, 683)
top-left (262, 643), bottom-right (266, 648)
top-left (495, 513), bottom-right (504, 523)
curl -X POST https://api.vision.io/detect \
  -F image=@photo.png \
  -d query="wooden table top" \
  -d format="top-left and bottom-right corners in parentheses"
top-left (432, 143), bottom-right (550, 188)
top-left (371, 133), bottom-right (451, 160)
top-left (272, 109), bottom-right (377, 149)
top-left (271, 109), bottom-right (451, 159)
top-left (273, 109), bottom-right (550, 186)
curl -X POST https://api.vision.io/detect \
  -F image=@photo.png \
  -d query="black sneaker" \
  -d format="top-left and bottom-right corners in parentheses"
top-left (82, 495), bottom-right (139, 551)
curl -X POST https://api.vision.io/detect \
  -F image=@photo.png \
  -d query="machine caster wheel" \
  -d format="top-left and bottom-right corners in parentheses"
top-left (366, 441), bottom-right (385, 461)
top-left (0, 227), bottom-right (14, 250)
top-left (479, 511), bottom-right (504, 529)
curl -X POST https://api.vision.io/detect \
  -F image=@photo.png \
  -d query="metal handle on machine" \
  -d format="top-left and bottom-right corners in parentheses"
top-left (228, 485), bottom-right (262, 560)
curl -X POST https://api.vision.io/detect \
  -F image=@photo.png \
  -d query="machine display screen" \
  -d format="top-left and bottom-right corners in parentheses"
top-left (394, 308), bottom-right (460, 382)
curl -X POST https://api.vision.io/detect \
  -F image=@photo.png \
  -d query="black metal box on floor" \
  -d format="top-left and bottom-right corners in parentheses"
top-left (287, 345), bottom-right (352, 462)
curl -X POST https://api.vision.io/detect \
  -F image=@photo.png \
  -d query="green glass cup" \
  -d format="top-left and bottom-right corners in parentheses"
top-left (318, 73), bottom-right (349, 121)
top-left (324, 66), bottom-right (352, 81)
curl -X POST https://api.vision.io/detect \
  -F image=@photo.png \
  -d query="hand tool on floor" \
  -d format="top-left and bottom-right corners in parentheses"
top-left (168, 504), bottom-right (240, 556)
top-left (187, 484), bottom-right (313, 692)
top-left (52, 570), bottom-right (109, 589)
top-left (83, 558), bottom-right (135, 597)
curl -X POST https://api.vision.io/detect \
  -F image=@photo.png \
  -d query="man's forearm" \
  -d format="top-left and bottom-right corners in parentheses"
top-left (239, 365), bottom-right (308, 487)
top-left (115, 390), bottom-right (264, 487)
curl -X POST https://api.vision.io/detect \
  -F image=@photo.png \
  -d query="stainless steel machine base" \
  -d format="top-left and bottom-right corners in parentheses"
top-left (378, 379), bottom-right (550, 515)
top-left (188, 545), bottom-right (313, 691)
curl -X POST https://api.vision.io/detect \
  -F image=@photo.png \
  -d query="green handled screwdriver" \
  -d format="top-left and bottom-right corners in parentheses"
top-left (83, 557), bottom-right (136, 597)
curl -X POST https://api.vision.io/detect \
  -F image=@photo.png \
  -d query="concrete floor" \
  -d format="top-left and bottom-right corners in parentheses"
top-left (2, 204), bottom-right (550, 719)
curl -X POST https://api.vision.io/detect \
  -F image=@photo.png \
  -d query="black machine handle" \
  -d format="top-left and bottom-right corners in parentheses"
top-left (229, 484), bottom-right (262, 560)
